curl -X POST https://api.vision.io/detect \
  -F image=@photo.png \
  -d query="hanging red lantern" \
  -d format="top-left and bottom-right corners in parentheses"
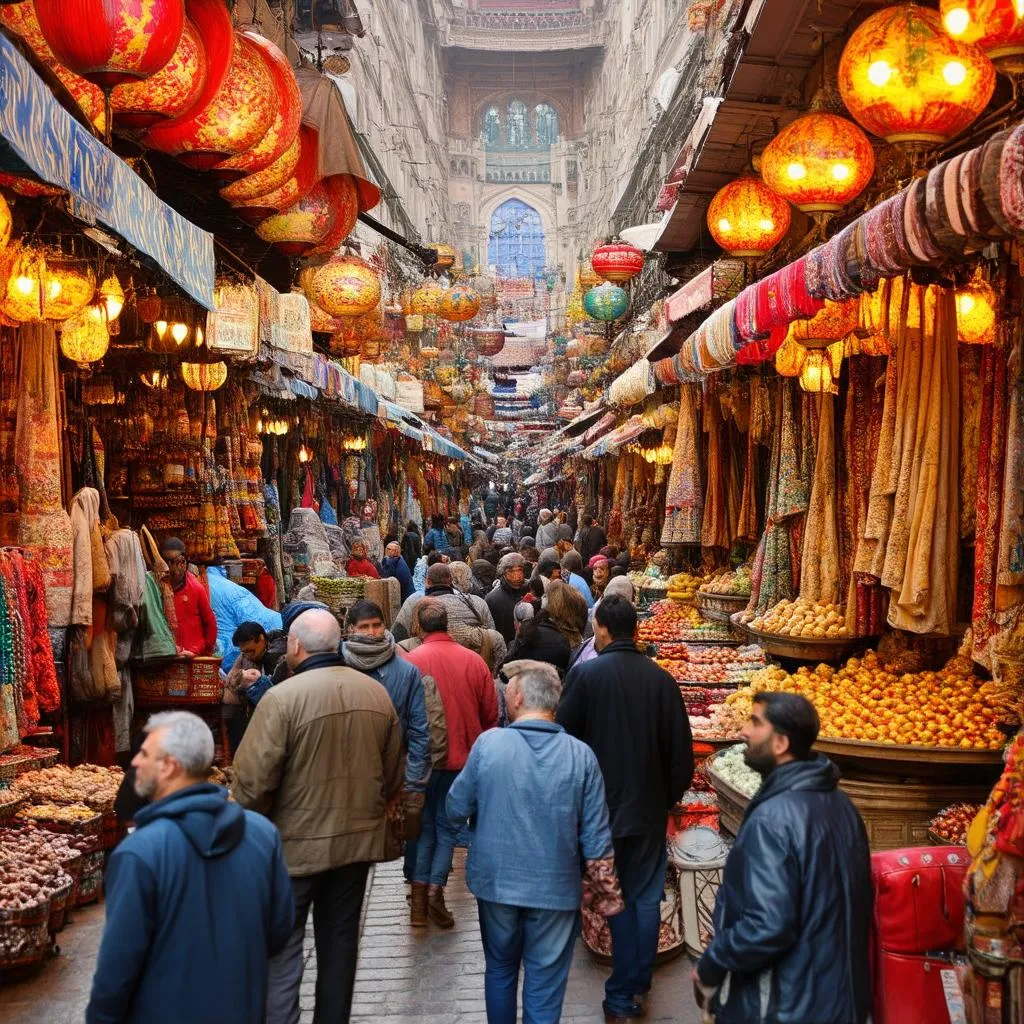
top-left (214, 32), bottom-right (301, 181)
top-left (145, 21), bottom-right (276, 169)
top-left (230, 125), bottom-right (319, 224)
top-left (707, 177), bottom-right (790, 257)
top-left (306, 253), bottom-right (381, 318)
top-left (34, 0), bottom-right (185, 89)
top-left (257, 175), bottom-right (358, 257)
top-left (111, 13), bottom-right (206, 129)
top-left (591, 241), bottom-right (645, 283)
top-left (941, 0), bottom-right (1024, 74)
top-left (220, 131), bottom-right (301, 207)
top-left (308, 175), bottom-right (360, 256)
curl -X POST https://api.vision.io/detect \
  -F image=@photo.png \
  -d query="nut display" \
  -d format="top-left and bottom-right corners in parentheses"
top-left (12, 765), bottom-right (123, 812)
top-left (750, 598), bottom-right (850, 639)
top-left (703, 565), bottom-right (753, 597)
top-left (17, 802), bottom-right (98, 824)
top-left (929, 803), bottom-right (981, 845)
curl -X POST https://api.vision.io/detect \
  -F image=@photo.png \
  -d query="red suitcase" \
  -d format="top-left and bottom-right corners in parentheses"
top-left (872, 846), bottom-right (970, 954)
top-left (873, 950), bottom-right (967, 1024)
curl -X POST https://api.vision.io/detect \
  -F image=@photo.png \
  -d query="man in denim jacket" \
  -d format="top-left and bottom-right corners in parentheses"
top-left (447, 660), bottom-right (622, 1024)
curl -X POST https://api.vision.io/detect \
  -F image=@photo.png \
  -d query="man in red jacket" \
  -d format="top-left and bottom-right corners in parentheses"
top-left (404, 598), bottom-right (498, 929)
top-left (161, 538), bottom-right (217, 658)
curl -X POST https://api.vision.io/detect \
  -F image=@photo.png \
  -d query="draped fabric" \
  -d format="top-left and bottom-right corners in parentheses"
top-left (960, 346), bottom-right (984, 541)
top-left (661, 383), bottom-right (703, 545)
top-left (800, 394), bottom-right (841, 605)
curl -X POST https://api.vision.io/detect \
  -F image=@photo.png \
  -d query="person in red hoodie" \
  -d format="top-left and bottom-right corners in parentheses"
top-left (403, 598), bottom-right (498, 930)
top-left (161, 538), bottom-right (217, 658)
top-left (345, 540), bottom-right (380, 579)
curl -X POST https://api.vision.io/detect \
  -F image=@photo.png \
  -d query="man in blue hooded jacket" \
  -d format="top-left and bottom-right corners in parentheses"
top-left (86, 711), bottom-right (294, 1024)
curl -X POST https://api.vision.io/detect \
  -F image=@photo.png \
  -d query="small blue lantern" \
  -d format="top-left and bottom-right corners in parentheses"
top-left (583, 282), bottom-right (629, 322)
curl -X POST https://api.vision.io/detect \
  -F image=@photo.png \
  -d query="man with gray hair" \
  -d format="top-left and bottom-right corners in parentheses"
top-left (87, 711), bottom-right (293, 1024)
top-left (447, 661), bottom-right (622, 1024)
top-left (233, 608), bottom-right (403, 1024)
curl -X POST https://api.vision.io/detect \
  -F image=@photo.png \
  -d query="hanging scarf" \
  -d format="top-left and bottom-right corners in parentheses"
top-left (342, 631), bottom-right (398, 672)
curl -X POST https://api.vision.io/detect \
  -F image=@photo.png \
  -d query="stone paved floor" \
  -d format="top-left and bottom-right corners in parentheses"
top-left (0, 853), bottom-right (703, 1024)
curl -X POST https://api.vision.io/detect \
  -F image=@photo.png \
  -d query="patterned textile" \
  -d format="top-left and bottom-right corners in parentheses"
top-left (903, 177), bottom-right (945, 264)
top-left (924, 160), bottom-right (966, 258)
top-left (999, 122), bottom-right (1024, 234)
top-left (960, 345), bottom-right (984, 541)
top-left (981, 129), bottom-right (1014, 239)
top-left (800, 394), bottom-right (841, 604)
top-left (997, 328), bottom-right (1024, 593)
top-left (661, 384), bottom-right (703, 545)
top-left (863, 190), bottom-right (912, 277)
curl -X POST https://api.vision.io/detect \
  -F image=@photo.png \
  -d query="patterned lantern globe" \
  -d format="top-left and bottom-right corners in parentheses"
top-left (439, 285), bottom-right (481, 323)
top-left (146, 24), bottom-right (276, 170)
top-left (181, 361), bottom-right (228, 391)
top-left (215, 32), bottom-right (301, 181)
top-left (307, 294), bottom-right (344, 334)
top-left (257, 176), bottom-right (357, 257)
top-left (59, 305), bottom-right (110, 364)
top-left (307, 254), bottom-right (380, 318)
top-left (591, 241), bottom-right (645, 283)
top-left (761, 114), bottom-right (876, 213)
top-left (4, 248), bottom-right (96, 323)
top-left (308, 175), bottom-right (360, 257)
top-left (955, 278), bottom-right (997, 343)
top-left (583, 282), bottom-right (629, 322)
top-left (838, 5), bottom-right (995, 145)
top-left (111, 13), bottom-right (205, 128)
top-left (707, 177), bottom-right (790, 257)
top-left (942, 0), bottom-right (1024, 73)
top-left (789, 298), bottom-right (858, 348)
top-left (229, 126), bottom-right (319, 224)
top-left (411, 279), bottom-right (446, 316)
top-left (34, 0), bottom-right (185, 89)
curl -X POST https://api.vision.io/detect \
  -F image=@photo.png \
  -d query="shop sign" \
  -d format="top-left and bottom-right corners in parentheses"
top-left (0, 35), bottom-right (214, 308)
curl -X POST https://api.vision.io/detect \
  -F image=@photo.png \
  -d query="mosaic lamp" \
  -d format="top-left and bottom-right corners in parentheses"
top-left (955, 277), bottom-right (997, 343)
top-left (707, 177), bottom-right (790, 257)
top-left (583, 282), bottom-right (629, 322)
top-left (306, 253), bottom-right (381, 318)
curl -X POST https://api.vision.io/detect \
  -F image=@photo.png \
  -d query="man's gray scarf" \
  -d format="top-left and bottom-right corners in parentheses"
top-left (341, 632), bottom-right (397, 672)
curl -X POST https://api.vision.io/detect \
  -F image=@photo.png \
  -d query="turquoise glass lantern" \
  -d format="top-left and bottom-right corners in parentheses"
top-left (583, 282), bottom-right (629, 322)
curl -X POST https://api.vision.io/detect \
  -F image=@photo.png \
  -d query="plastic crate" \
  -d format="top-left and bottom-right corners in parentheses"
top-left (133, 657), bottom-right (223, 705)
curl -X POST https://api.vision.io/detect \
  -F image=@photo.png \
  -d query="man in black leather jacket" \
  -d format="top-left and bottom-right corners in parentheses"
top-left (695, 692), bottom-right (872, 1024)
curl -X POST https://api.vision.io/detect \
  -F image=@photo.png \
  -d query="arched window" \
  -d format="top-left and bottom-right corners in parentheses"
top-left (482, 106), bottom-right (501, 147)
top-left (506, 100), bottom-right (528, 148)
top-left (535, 103), bottom-right (559, 145)
top-left (488, 199), bottom-right (545, 279)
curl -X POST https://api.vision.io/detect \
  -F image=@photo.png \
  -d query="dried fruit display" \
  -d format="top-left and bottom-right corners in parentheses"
top-left (12, 765), bottom-right (123, 812)
top-left (750, 598), bottom-right (850, 639)
top-left (929, 803), bottom-right (981, 845)
top-left (17, 802), bottom-right (98, 824)
top-left (703, 565), bottom-right (753, 596)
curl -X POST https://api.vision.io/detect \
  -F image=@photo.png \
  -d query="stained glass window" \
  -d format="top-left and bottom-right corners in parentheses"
top-left (507, 100), bottom-right (529, 148)
top-left (535, 103), bottom-right (559, 145)
top-left (482, 106), bottom-right (501, 148)
top-left (488, 199), bottom-right (545, 279)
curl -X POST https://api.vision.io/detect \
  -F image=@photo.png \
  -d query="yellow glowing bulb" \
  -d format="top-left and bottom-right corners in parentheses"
top-left (195, 325), bottom-right (204, 347)
top-left (958, 294), bottom-right (976, 315)
top-left (831, 163), bottom-right (851, 181)
top-left (46, 278), bottom-right (62, 300)
top-left (943, 60), bottom-right (967, 85)
top-left (717, 217), bottom-right (732, 233)
top-left (171, 322), bottom-right (188, 344)
top-left (758, 218), bottom-right (774, 231)
top-left (868, 60), bottom-right (892, 86)
top-left (15, 275), bottom-right (34, 296)
top-left (256, 418), bottom-right (263, 434)
top-left (943, 7), bottom-right (970, 36)
top-left (1016, 0), bottom-right (1024, 18)
top-left (786, 162), bottom-right (807, 180)
top-left (155, 319), bottom-right (168, 339)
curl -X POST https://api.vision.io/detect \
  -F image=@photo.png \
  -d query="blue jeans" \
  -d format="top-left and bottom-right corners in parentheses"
top-left (605, 833), bottom-right (668, 1015)
top-left (413, 770), bottom-right (460, 886)
top-left (477, 899), bottom-right (579, 1024)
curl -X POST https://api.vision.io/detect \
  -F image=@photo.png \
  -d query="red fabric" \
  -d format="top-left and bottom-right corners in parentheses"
top-left (345, 557), bottom-right (380, 579)
top-left (254, 566), bottom-right (278, 610)
top-left (172, 572), bottom-right (218, 656)
top-left (22, 556), bottom-right (60, 713)
top-left (404, 632), bottom-right (498, 770)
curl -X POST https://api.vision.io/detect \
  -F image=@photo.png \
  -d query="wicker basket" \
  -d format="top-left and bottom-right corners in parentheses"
top-left (47, 878), bottom-right (73, 933)
top-left (133, 656), bottom-right (223, 705)
top-left (0, 755), bottom-right (32, 784)
top-left (707, 752), bottom-right (752, 838)
top-left (697, 589), bottom-right (750, 623)
top-left (0, 919), bottom-right (51, 970)
top-left (0, 793), bottom-right (26, 822)
top-left (0, 895), bottom-right (52, 929)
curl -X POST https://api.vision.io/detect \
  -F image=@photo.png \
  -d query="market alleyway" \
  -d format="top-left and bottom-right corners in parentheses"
top-left (0, 851), bottom-right (702, 1024)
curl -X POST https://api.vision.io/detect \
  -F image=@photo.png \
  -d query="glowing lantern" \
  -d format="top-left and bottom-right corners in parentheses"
top-left (955, 277), bottom-right (997, 343)
top-left (140, 368), bottom-right (169, 389)
top-left (439, 285), bottom-right (481, 323)
top-left (229, 126), bottom-right (319, 224)
top-left (97, 274), bottom-right (125, 322)
top-left (0, 194), bottom-right (11, 254)
top-left (215, 32), bottom-right (301, 180)
top-left (306, 294), bottom-right (344, 334)
top-left (761, 114), bottom-right (876, 213)
top-left (411, 279), bottom-right (446, 316)
top-left (838, 5), bottom-right (995, 145)
top-left (941, 0), bottom-right (1024, 73)
top-left (4, 247), bottom-right (96, 323)
top-left (774, 332), bottom-right (806, 377)
top-left (799, 344), bottom-right (844, 394)
top-left (146, 23), bottom-right (276, 170)
top-left (111, 14), bottom-right (206, 129)
top-left (257, 176), bottom-right (357, 257)
top-left (181, 361), bottom-right (227, 391)
top-left (707, 177), bottom-right (790, 257)
top-left (578, 262), bottom-right (601, 288)
top-left (306, 253), bottom-right (381, 318)
top-left (34, 0), bottom-right (185, 89)
top-left (591, 241), bottom-right (645, 283)
top-left (59, 305), bottom-right (109, 364)
top-left (432, 243), bottom-right (457, 271)
top-left (789, 299), bottom-right (858, 348)
top-left (583, 282), bottom-right (630, 321)
top-left (221, 132), bottom-right (302, 207)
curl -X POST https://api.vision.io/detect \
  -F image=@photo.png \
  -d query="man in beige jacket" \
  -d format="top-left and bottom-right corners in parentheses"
top-left (232, 608), bottom-right (403, 1024)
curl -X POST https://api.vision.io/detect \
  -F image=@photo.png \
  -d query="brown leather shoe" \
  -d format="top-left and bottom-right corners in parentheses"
top-left (427, 885), bottom-right (455, 929)
top-left (602, 1000), bottom-right (645, 1021)
top-left (410, 882), bottom-right (428, 928)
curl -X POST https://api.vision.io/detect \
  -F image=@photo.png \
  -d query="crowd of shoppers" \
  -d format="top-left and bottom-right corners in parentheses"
top-left (90, 503), bottom-right (872, 1024)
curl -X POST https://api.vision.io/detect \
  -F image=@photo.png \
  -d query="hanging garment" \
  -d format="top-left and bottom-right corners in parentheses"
top-left (800, 394), bottom-right (841, 605)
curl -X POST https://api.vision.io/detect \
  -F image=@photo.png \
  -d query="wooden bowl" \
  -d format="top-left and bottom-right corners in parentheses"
top-left (744, 625), bottom-right (872, 662)
top-left (814, 736), bottom-right (1004, 783)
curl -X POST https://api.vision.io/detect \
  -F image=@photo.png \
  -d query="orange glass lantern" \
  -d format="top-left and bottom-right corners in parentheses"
top-left (942, 0), bottom-right (1024, 73)
top-left (111, 13), bottom-right (206, 128)
top-left (707, 177), bottom-right (791, 257)
top-left (146, 28), bottom-right (275, 170)
top-left (411, 279), bottom-right (446, 316)
top-left (591, 241), bottom-right (645, 282)
top-left (432, 243), bottom-right (457, 271)
top-left (4, 247), bottom-right (96, 323)
top-left (838, 5), bottom-right (996, 145)
top-left (34, 0), bottom-right (185, 89)
top-left (214, 32), bottom-right (301, 181)
top-left (181, 361), bottom-right (228, 391)
top-left (439, 285), bottom-right (481, 323)
top-left (789, 298), bottom-right (858, 348)
top-left (798, 345), bottom-right (843, 394)
top-left (59, 304), bottom-right (109, 364)
top-left (955, 276), bottom-right (997, 343)
top-left (306, 253), bottom-right (381, 318)
top-left (761, 114), bottom-right (876, 213)
top-left (228, 126), bottom-right (319, 224)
